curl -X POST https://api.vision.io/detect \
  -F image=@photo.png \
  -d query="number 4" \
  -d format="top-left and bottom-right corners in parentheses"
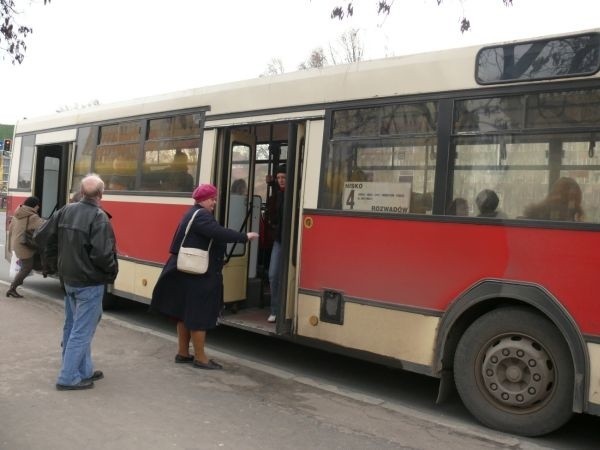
top-left (345, 189), bottom-right (355, 209)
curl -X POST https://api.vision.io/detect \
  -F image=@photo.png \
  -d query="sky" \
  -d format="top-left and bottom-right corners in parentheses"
top-left (1, 0), bottom-right (599, 124)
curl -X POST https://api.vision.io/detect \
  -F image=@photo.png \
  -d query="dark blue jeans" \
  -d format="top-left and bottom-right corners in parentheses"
top-left (268, 241), bottom-right (282, 316)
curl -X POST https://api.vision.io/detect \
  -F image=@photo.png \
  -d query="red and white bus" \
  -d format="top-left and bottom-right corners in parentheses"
top-left (6, 30), bottom-right (600, 436)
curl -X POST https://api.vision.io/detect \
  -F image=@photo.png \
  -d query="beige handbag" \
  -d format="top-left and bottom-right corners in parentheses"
top-left (176, 210), bottom-right (213, 274)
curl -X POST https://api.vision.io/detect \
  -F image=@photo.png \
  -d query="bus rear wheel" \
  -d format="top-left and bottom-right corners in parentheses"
top-left (453, 307), bottom-right (573, 436)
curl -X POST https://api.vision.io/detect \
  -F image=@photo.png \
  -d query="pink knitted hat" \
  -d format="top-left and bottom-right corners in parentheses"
top-left (192, 184), bottom-right (218, 202)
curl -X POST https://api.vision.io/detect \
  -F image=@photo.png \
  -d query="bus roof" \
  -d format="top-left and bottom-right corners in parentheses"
top-left (15, 28), bottom-right (600, 134)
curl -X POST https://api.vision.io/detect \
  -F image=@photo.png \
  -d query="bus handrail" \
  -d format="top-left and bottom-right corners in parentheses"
top-left (224, 203), bottom-right (253, 264)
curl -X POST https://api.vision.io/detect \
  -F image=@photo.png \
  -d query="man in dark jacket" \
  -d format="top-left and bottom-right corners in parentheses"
top-left (35, 174), bottom-right (118, 390)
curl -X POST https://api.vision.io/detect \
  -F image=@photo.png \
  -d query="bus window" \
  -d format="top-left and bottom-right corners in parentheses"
top-left (451, 135), bottom-right (600, 221)
top-left (96, 143), bottom-right (138, 191)
top-left (321, 138), bottom-right (436, 213)
top-left (95, 122), bottom-right (140, 191)
top-left (453, 89), bottom-right (600, 222)
top-left (231, 143), bottom-right (250, 195)
top-left (476, 32), bottom-right (600, 84)
top-left (71, 127), bottom-right (94, 192)
top-left (17, 135), bottom-right (35, 189)
top-left (228, 142), bottom-right (251, 257)
top-left (321, 101), bottom-right (437, 213)
top-left (254, 143), bottom-right (270, 201)
top-left (141, 115), bottom-right (201, 192)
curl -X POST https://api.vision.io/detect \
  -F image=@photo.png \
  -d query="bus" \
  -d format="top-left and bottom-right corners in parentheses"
top-left (6, 29), bottom-right (600, 436)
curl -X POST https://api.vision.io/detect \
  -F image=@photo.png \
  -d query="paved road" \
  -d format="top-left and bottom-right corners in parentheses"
top-left (0, 289), bottom-right (551, 450)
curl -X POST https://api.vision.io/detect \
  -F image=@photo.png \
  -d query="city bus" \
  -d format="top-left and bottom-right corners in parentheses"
top-left (6, 29), bottom-right (600, 436)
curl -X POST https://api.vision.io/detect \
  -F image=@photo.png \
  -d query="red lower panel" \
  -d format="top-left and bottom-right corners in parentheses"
top-left (299, 213), bottom-right (600, 335)
top-left (102, 200), bottom-right (186, 263)
top-left (8, 195), bottom-right (185, 264)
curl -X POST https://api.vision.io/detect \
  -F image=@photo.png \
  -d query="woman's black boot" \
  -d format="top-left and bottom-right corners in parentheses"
top-left (6, 288), bottom-right (23, 298)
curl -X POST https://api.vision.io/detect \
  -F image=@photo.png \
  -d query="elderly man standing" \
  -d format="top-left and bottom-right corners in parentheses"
top-left (35, 174), bottom-right (118, 390)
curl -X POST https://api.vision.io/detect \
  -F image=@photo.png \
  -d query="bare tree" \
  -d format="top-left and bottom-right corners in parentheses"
top-left (1, 0), bottom-right (50, 64)
top-left (298, 47), bottom-right (327, 70)
top-left (330, 0), bottom-right (514, 33)
top-left (296, 29), bottom-right (364, 70)
top-left (328, 28), bottom-right (364, 65)
top-left (260, 57), bottom-right (285, 77)
top-left (338, 28), bottom-right (363, 63)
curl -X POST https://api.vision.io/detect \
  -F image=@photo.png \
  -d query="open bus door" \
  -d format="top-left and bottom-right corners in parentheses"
top-left (33, 143), bottom-right (70, 219)
top-left (276, 122), bottom-right (304, 335)
top-left (221, 130), bottom-right (259, 308)
top-left (217, 122), bottom-right (304, 336)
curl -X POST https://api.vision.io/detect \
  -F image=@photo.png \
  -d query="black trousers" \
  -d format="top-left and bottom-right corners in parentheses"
top-left (10, 256), bottom-right (34, 290)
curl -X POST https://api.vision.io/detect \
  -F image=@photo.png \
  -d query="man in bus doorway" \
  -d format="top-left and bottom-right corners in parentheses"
top-left (267, 164), bottom-right (286, 323)
top-left (35, 174), bottom-right (119, 391)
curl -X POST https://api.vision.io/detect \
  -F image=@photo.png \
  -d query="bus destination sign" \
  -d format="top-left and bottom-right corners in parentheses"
top-left (343, 181), bottom-right (412, 213)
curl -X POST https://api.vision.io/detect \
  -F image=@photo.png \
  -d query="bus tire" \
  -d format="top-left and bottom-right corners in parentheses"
top-left (453, 306), bottom-right (573, 436)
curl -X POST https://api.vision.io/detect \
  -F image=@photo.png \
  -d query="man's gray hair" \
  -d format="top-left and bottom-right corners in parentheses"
top-left (80, 174), bottom-right (105, 200)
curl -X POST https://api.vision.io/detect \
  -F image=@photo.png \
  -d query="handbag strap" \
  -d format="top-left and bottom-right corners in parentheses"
top-left (180, 209), bottom-right (213, 251)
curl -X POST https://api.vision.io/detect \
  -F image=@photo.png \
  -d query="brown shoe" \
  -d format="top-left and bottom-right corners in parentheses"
top-left (192, 359), bottom-right (223, 370)
top-left (175, 354), bottom-right (194, 363)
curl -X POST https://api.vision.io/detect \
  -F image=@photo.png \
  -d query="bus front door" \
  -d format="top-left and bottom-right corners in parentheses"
top-left (33, 143), bottom-right (70, 219)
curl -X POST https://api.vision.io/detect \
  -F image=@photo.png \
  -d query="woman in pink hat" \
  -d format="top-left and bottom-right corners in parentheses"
top-left (151, 184), bottom-right (258, 369)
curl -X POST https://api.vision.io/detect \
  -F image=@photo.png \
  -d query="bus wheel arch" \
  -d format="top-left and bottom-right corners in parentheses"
top-left (435, 281), bottom-right (588, 426)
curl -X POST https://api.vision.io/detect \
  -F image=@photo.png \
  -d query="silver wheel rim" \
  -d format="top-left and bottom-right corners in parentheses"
top-left (479, 334), bottom-right (555, 411)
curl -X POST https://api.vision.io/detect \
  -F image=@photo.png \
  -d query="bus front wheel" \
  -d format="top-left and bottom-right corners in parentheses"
top-left (453, 307), bottom-right (574, 436)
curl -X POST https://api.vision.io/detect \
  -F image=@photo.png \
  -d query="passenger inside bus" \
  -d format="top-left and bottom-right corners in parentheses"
top-left (350, 166), bottom-right (370, 181)
top-left (107, 156), bottom-right (135, 190)
top-left (411, 192), bottom-right (433, 214)
top-left (253, 141), bottom-right (287, 299)
top-left (475, 189), bottom-right (507, 218)
top-left (266, 164), bottom-right (286, 323)
top-left (161, 152), bottom-right (194, 192)
top-left (523, 177), bottom-right (584, 221)
top-left (231, 179), bottom-right (247, 195)
top-left (448, 198), bottom-right (469, 216)
top-left (322, 165), bottom-right (373, 210)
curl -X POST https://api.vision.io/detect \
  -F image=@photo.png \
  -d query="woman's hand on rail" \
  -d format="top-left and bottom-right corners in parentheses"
top-left (246, 232), bottom-right (259, 241)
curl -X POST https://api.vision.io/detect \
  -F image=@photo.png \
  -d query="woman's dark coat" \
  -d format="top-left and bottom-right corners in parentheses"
top-left (151, 204), bottom-right (248, 330)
